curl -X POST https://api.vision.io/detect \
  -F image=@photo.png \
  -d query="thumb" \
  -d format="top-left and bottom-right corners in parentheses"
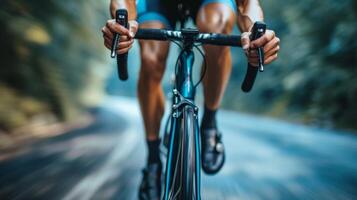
top-left (241, 32), bottom-right (251, 51)
top-left (128, 20), bottom-right (138, 38)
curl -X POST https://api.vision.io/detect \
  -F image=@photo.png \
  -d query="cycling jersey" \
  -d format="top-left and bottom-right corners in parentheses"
top-left (137, 0), bottom-right (237, 29)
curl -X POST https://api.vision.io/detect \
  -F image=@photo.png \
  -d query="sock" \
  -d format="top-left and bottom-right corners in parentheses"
top-left (147, 138), bottom-right (161, 165)
top-left (201, 105), bottom-right (217, 129)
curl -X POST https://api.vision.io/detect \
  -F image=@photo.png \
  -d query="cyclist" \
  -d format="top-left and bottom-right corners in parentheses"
top-left (102, 0), bottom-right (280, 199)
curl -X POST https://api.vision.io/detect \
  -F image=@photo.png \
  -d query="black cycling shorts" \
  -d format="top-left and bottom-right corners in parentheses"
top-left (137, 0), bottom-right (237, 29)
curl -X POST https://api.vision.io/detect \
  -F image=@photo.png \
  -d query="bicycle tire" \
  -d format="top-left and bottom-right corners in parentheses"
top-left (164, 105), bottom-right (200, 200)
top-left (182, 105), bottom-right (199, 199)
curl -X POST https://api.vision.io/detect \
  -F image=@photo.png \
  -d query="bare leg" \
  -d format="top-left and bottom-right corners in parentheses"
top-left (196, 3), bottom-right (235, 110)
top-left (137, 22), bottom-right (170, 140)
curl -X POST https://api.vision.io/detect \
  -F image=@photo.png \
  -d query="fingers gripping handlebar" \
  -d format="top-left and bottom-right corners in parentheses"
top-left (111, 9), bottom-right (129, 81)
top-left (241, 22), bottom-right (266, 92)
top-left (110, 9), bottom-right (266, 92)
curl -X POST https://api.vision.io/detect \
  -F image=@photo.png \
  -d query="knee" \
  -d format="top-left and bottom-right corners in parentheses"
top-left (196, 4), bottom-right (235, 34)
top-left (140, 51), bottom-right (166, 84)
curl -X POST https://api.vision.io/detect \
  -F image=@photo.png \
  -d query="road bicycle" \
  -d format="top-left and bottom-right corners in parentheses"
top-left (111, 9), bottom-right (266, 200)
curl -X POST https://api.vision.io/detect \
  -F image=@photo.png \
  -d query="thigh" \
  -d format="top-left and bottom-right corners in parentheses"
top-left (138, 22), bottom-right (170, 80)
top-left (196, 0), bottom-right (236, 34)
top-left (136, 0), bottom-right (172, 66)
top-left (139, 22), bottom-right (170, 62)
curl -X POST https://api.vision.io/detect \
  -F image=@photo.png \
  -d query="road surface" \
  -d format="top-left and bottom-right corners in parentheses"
top-left (0, 97), bottom-right (356, 200)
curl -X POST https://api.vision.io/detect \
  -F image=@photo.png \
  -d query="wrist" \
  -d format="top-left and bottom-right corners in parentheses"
top-left (247, 23), bottom-right (254, 32)
top-left (237, 15), bottom-right (255, 33)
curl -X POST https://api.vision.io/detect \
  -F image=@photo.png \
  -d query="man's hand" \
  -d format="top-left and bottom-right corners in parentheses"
top-left (102, 19), bottom-right (138, 54)
top-left (241, 29), bottom-right (280, 66)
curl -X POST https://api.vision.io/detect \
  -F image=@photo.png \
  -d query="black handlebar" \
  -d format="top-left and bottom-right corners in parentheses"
top-left (135, 29), bottom-right (242, 47)
top-left (111, 9), bottom-right (129, 81)
top-left (135, 29), bottom-right (168, 41)
top-left (110, 9), bottom-right (266, 92)
top-left (241, 22), bottom-right (266, 92)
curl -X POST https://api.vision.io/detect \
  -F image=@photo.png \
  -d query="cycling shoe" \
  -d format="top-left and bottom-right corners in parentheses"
top-left (139, 163), bottom-right (162, 200)
top-left (201, 128), bottom-right (225, 175)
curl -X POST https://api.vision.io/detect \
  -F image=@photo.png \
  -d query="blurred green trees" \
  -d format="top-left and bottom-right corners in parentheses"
top-left (0, 1), bottom-right (110, 132)
top-left (224, 0), bottom-right (357, 130)
top-left (271, 0), bottom-right (357, 130)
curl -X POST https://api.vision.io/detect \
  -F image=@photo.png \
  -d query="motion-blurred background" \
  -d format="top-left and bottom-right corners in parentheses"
top-left (0, 0), bottom-right (356, 200)
top-left (1, 0), bottom-right (357, 135)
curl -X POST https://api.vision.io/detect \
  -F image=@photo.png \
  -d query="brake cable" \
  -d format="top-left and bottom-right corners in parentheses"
top-left (193, 44), bottom-right (207, 88)
top-left (169, 39), bottom-right (207, 89)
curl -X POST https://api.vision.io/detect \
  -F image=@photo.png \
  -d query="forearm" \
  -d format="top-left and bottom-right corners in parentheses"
top-left (110, 0), bottom-right (137, 20)
top-left (236, 0), bottom-right (264, 32)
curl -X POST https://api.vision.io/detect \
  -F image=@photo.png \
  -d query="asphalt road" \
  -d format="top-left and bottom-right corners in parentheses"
top-left (0, 97), bottom-right (356, 200)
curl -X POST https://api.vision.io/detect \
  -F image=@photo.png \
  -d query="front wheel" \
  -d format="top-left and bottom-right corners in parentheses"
top-left (182, 106), bottom-right (201, 200)
top-left (164, 105), bottom-right (201, 200)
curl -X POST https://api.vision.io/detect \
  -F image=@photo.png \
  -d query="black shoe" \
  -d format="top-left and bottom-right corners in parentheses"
top-left (139, 163), bottom-right (162, 200)
top-left (201, 128), bottom-right (225, 175)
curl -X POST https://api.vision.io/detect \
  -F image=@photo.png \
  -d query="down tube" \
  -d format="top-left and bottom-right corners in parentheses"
top-left (177, 49), bottom-right (196, 100)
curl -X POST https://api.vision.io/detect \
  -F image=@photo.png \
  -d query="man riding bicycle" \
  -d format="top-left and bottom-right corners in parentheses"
top-left (102, 0), bottom-right (280, 199)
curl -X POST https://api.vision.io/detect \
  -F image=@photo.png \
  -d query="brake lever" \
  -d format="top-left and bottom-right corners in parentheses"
top-left (251, 22), bottom-right (266, 72)
top-left (241, 22), bottom-right (266, 92)
top-left (110, 9), bottom-right (129, 81)
top-left (257, 47), bottom-right (264, 72)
